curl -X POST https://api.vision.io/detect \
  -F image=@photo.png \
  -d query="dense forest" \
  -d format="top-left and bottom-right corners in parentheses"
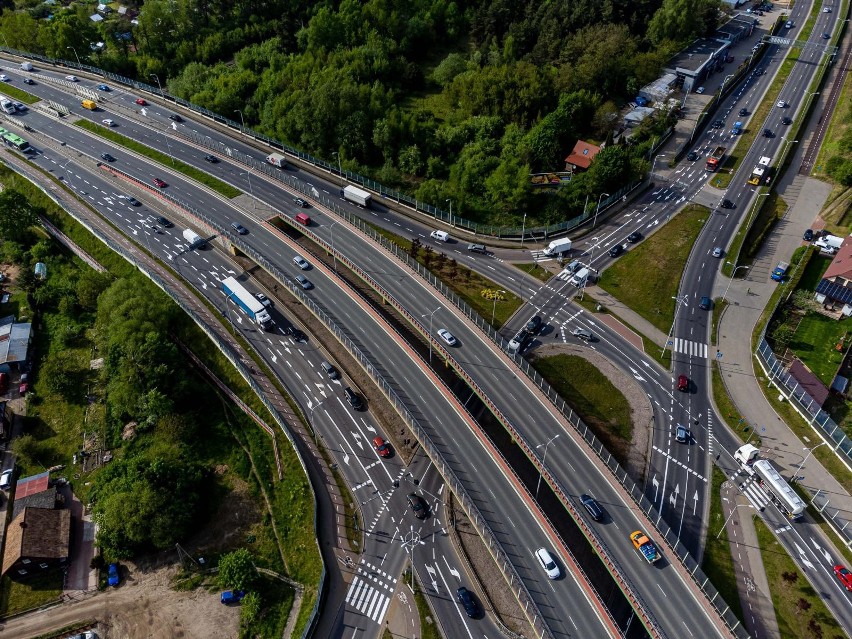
top-left (0, 0), bottom-right (724, 225)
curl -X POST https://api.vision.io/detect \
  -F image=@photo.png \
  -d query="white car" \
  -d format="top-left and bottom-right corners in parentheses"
top-left (824, 6), bottom-right (832, 12)
top-left (292, 255), bottom-right (310, 270)
top-left (14, 102), bottom-right (26, 112)
top-left (777, 100), bottom-right (786, 108)
top-left (535, 548), bottom-right (560, 579)
top-left (0, 74), bottom-right (9, 82)
top-left (695, 86), bottom-right (705, 94)
top-left (0, 469), bottom-right (13, 490)
top-left (255, 292), bottom-right (272, 308)
top-left (437, 328), bottom-right (457, 346)
top-left (65, 75), bottom-right (78, 82)
top-left (712, 247), bottom-right (723, 258)
top-left (102, 119), bottom-right (115, 127)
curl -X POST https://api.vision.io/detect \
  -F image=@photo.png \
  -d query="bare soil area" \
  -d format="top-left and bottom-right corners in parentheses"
top-left (4, 558), bottom-right (237, 639)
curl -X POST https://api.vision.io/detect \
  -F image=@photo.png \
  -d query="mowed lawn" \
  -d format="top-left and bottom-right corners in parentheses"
top-left (788, 312), bottom-right (851, 386)
top-left (598, 204), bottom-right (710, 333)
top-left (533, 354), bottom-right (633, 465)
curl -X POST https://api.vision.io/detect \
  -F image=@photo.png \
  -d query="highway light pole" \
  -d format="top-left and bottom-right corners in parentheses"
top-left (535, 434), bottom-right (559, 501)
top-left (661, 295), bottom-right (688, 358)
top-left (804, 91), bottom-right (820, 114)
top-left (446, 199), bottom-right (452, 223)
top-left (490, 290), bottom-right (506, 326)
top-left (332, 151), bottom-right (343, 189)
top-left (780, 136), bottom-right (799, 159)
top-left (722, 264), bottom-right (749, 302)
top-left (422, 306), bottom-right (441, 364)
top-left (792, 442), bottom-right (828, 483)
top-left (716, 499), bottom-right (753, 539)
top-left (592, 192), bottom-right (610, 230)
top-left (149, 73), bottom-right (164, 98)
top-left (238, 171), bottom-right (256, 212)
top-left (66, 46), bottom-right (81, 68)
top-left (520, 213), bottom-right (527, 247)
top-left (329, 220), bottom-right (340, 272)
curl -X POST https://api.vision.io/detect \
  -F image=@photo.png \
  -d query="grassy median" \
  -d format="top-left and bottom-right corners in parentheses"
top-left (598, 204), bottom-right (709, 333)
top-left (74, 119), bottom-right (242, 199)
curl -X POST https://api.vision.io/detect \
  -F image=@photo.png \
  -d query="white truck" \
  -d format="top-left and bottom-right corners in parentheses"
top-left (543, 237), bottom-right (572, 257)
top-left (222, 276), bottom-right (273, 330)
top-left (342, 185), bottom-right (372, 208)
top-left (734, 444), bottom-right (760, 475)
top-left (0, 99), bottom-right (15, 115)
top-left (20, 62), bottom-right (32, 72)
top-left (570, 267), bottom-right (590, 287)
top-left (182, 228), bottom-right (206, 248)
top-left (266, 152), bottom-right (287, 168)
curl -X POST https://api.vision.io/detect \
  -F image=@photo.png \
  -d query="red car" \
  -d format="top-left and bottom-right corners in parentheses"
top-left (373, 437), bottom-right (391, 458)
top-left (677, 375), bottom-right (689, 392)
top-left (135, 98), bottom-right (147, 106)
top-left (152, 178), bottom-right (167, 188)
top-left (835, 565), bottom-right (852, 591)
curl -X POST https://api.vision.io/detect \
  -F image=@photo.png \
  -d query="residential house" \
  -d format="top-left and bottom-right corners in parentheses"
top-left (564, 141), bottom-right (601, 174)
top-left (815, 237), bottom-right (852, 317)
top-left (1, 507), bottom-right (71, 578)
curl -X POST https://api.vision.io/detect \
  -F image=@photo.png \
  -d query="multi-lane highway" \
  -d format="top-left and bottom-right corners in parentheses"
top-left (0, 63), bottom-right (743, 637)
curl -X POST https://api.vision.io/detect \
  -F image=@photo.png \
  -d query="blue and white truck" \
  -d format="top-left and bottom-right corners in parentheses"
top-left (222, 276), bottom-right (273, 330)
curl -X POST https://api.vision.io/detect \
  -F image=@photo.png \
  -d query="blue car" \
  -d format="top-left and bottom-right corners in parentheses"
top-left (97, 84), bottom-right (110, 91)
top-left (220, 590), bottom-right (246, 604)
top-left (107, 563), bottom-right (119, 587)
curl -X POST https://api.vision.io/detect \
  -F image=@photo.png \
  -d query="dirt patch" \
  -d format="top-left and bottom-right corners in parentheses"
top-left (186, 476), bottom-right (262, 553)
top-left (529, 342), bottom-right (653, 484)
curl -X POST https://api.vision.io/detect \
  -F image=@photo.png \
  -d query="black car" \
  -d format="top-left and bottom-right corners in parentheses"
top-left (457, 587), bottom-right (479, 618)
top-left (169, 114), bottom-right (183, 122)
top-left (755, 68), bottom-right (765, 76)
top-left (580, 494), bottom-right (604, 521)
top-left (290, 328), bottom-right (306, 342)
top-left (738, 108), bottom-right (749, 117)
top-left (100, 152), bottom-right (115, 162)
top-left (699, 296), bottom-right (712, 310)
top-left (293, 198), bottom-right (309, 208)
top-left (526, 315), bottom-right (543, 334)
top-left (22, 77), bottom-right (34, 85)
top-left (126, 196), bottom-right (141, 206)
top-left (627, 231), bottom-right (642, 244)
top-left (203, 154), bottom-right (219, 163)
top-left (407, 493), bottom-right (428, 519)
top-left (721, 199), bottom-right (734, 209)
top-left (609, 244), bottom-right (624, 258)
top-left (344, 387), bottom-right (364, 410)
top-left (687, 151), bottom-right (699, 161)
top-left (782, 116), bottom-right (792, 125)
top-left (763, 129), bottom-right (774, 138)
top-left (156, 216), bottom-right (173, 228)
top-left (711, 119), bottom-right (724, 129)
top-left (803, 229), bottom-right (814, 241)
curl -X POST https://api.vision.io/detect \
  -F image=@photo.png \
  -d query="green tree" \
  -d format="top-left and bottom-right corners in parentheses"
top-left (39, 351), bottom-right (78, 398)
top-left (648, 0), bottom-right (720, 46)
top-left (0, 190), bottom-right (39, 243)
top-left (218, 548), bottom-right (257, 591)
top-left (240, 590), bottom-right (261, 628)
top-left (76, 271), bottom-right (113, 310)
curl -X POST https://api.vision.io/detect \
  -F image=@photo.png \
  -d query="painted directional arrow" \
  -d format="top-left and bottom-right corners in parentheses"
top-left (350, 432), bottom-right (364, 450)
top-left (693, 490), bottom-right (699, 515)
top-left (652, 475), bottom-right (660, 502)
top-left (794, 543), bottom-right (815, 570)
top-left (669, 484), bottom-right (680, 508)
top-left (810, 538), bottom-right (832, 564)
top-left (424, 564), bottom-right (439, 592)
top-left (628, 366), bottom-right (646, 382)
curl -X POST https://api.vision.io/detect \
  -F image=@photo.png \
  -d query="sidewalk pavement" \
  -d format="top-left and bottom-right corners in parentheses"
top-left (383, 579), bottom-right (420, 638)
top-left (712, 139), bottom-right (852, 535)
top-left (720, 480), bottom-right (780, 639)
top-left (584, 285), bottom-right (671, 349)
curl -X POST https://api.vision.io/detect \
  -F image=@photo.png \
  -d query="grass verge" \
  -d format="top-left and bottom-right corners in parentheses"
top-left (700, 467), bottom-right (745, 626)
top-left (722, 192), bottom-right (787, 277)
top-left (711, 298), bottom-right (728, 347)
top-left (598, 203), bottom-right (709, 334)
top-left (531, 354), bottom-right (633, 467)
top-left (368, 222), bottom-right (524, 328)
top-left (711, 361), bottom-right (760, 446)
top-left (0, 84), bottom-right (39, 104)
top-left (787, 312), bottom-right (850, 386)
top-left (513, 262), bottom-right (552, 282)
top-left (74, 119), bottom-right (242, 199)
top-left (0, 571), bottom-right (63, 616)
top-left (754, 516), bottom-right (844, 639)
top-left (411, 572), bottom-right (441, 639)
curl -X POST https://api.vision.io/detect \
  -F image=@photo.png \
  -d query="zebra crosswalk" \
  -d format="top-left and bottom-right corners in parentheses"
top-left (344, 559), bottom-right (397, 623)
top-left (740, 476), bottom-right (771, 511)
top-left (672, 338), bottom-right (709, 359)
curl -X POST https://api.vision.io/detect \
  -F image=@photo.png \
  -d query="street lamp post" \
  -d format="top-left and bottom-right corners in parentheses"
top-left (720, 73), bottom-right (735, 96)
top-left (332, 151), bottom-right (343, 189)
top-left (234, 108), bottom-right (247, 134)
top-left (723, 263), bottom-right (750, 302)
top-left (239, 171), bottom-right (256, 211)
top-left (490, 290), bottom-right (507, 326)
top-left (422, 306), bottom-right (441, 364)
top-left (446, 199), bottom-right (452, 223)
top-left (66, 46), bottom-right (81, 67)
top-left (661, 295), bottom-right (688, 358)
top-left (716, 500), bottom-right (753, 539)
top-left (792, 442), bottom-right (828, 483)
top-left (535, 434), bottom-right (560, 501)
top-left (804, 92), bottom-right (820, 114)
top-left (780, 136), bottom-right (799, 159)
top-left (150, 73), bottom-right (164, 98)
top-left (592, 192), bottom-right (610, 230)
top-left (651, 155), bottom-right (667, 180)
top-left (520, 213), bottom-right (527, 247)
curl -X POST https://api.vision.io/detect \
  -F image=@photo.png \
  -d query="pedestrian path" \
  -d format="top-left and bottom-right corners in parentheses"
top-left (737, 475), bottom-right (771, 512)
top-left (344, 558), bottom-right (397, 623)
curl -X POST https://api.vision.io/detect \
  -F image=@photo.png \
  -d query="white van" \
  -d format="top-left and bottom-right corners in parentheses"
top-left (20, 62), bottom-right (33, 72)
top-left (570, 267), bottom-right (590, 287)
top-left (430, 230), bottom-right (450, 242)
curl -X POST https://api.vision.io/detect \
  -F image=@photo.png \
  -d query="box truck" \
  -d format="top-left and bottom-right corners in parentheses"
top-left (706, 146), bottom-right (726, 171)
top-left (570, 267), bottom-right (590, 287)
top-left (182, 228), bottom-right (206, 248)
top-left (342, 185), bottom-right (372, 207)
top-left (81, 99), bottom-right (97, 111)
top-left (222, 276), bottom-right (273, 330)
top-left (20, 62), bottom-right (32, 72)
top-left (266, 152), bottom-right (287, 168)
top-left (543, 237), bottom-right (572, 257)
